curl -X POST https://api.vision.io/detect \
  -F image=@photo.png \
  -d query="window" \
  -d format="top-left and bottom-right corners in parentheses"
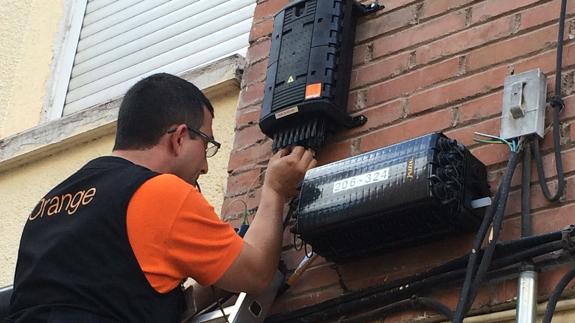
top-left (48, 0), bottom-right (255, 120)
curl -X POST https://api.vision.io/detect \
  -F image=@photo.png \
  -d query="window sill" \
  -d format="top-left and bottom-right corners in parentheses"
top-left (0, 55), bottom-right (245, 173)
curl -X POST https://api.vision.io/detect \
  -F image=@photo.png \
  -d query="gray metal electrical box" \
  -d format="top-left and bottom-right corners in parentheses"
top-left (500, 69), bottom-right (547, 140)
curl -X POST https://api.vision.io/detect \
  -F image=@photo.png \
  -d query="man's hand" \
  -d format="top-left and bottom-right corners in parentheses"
top-left (264, 146), bottom-right (317, 199)
top-left (213, 146), bottom-right (316, 295)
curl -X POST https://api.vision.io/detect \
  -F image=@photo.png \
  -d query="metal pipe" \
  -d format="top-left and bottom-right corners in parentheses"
top-left (516, 141), bottom-right (538, 323)
top-left (516, 265), bottom-right (538, 323)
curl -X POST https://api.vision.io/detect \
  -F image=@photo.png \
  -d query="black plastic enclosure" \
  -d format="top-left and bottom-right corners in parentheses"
top-left (260, 0), bottom-right (376, 151)
top-left (292, 133), bottom-right (491, 262)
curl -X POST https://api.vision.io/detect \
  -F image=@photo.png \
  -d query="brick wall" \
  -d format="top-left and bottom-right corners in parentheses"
top-left (224, 0), bottom-right (575, 321)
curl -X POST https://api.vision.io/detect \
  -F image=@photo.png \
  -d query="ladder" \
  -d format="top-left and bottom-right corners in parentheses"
top-left (189, 271), bottom-right (284, 323)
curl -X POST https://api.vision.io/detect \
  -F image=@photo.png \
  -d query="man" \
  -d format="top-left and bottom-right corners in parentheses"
top-left (8, 73), bottom-right (316, 322)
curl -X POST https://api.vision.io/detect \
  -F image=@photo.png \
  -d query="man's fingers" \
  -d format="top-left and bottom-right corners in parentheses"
top-left (273, 148), bottom-right (290, 159)
top-left (308, 158), bottom-right (318, 170)
top-left (290, 146), bottom-right (305, 159)
top-left (299, 149), bottom-right (316, 170)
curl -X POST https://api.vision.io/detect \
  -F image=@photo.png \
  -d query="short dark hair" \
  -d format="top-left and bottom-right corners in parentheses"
top-left (113, 73), bottom-right (214, 150)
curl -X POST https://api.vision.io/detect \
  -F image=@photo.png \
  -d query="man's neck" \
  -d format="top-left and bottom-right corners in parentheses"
top-left (112, 148), bottom-right (171, 174)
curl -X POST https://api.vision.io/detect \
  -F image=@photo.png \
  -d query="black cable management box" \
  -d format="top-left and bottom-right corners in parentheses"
top-left (259, 0), bottom-right (380, 151)
top-left (292, 133), bottom-right (491, 262)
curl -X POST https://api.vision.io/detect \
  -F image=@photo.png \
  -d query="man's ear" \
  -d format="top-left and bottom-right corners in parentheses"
top-left (168, 124), bottom-right (187, 156)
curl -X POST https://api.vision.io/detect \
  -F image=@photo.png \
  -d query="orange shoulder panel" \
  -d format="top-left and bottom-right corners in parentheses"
top-left (127, 174), bottom-right (243, 293)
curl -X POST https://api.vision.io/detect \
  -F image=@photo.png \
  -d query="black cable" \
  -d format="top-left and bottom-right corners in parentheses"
top-left (453, 151), bottom-right (520, 322)
top-left (453, 187), bottom-right (503, 320)
top-left (490, 240), bottom-right (563, 270)
top-left (542, 267), bottom-right (575, 323)
top-left (211, 286), bottom-right (230, 323)
top-left (522, 137), bottom-right (532, 238)
top-left (532, 0), bottom-right (567, 203)
top-left (464, 151), bottom-right (520, 314)
top-left (554, 0), bottom-right (567, 103)
top-left (532, 134), bottom-right (565, 202)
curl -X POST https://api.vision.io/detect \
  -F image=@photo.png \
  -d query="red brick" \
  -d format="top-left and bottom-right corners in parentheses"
top-left (351, 51), bottom-right (413, 89)
top-left (338, 99), bottom-right (405, 138)
top-left (512, 43), bottom-right (575, 78)
top-left (221, 188), bottom-right (262, 220)
top-left (571, 122), bottom-right (575, 142)
top-left (506, 175), bottom-right (575, 218)
top-left (457, 91), bottom-right (503, 124)
top-left (538, 267), bottom-right (575, 297)
top-left (316, 139), bottom-right (353, 165)
top-left (352, 43), bottom-right (371, 67)
top-left (286, 263), bottom-right (341, 296)
top-left (519, 0), bottom-right (575, 32)
top-left (281, 248), bottom-right (328, 272)
top-left (416, 15), bottom-right (514, 66)
top-left (408, 67), bottom-right (508, 115)
top-left (249, 19), bottom-right (273, 43)
top-left (469, 142), bottom-right (512, 167)
top-left (235, 107), bottom-right (261, 131)
top-left (281, 248), bottom-right (307, 270)
top-left (246, 38), bottom-right (271, 65)
top-left (221, 200), bottom-right (257, 222)
top-left (227, 140), bottom-right (273, 173)
top-left (339, 233), bottom-right (474, 291)
top-left (506, 145), bottom-right (575, 188)
top-left (242, 59), bottom-right (268, 86)
top-left (270, 286), bottom-right (344, 315)
top-left (466, 22), bottom-right (562, 72)
top-left (232, 124), bottom-right (268, 150)
top-left (407, 0), bottom-right (575, 70)
top-left (420, 0), bottom-right (475, 20)
top-left (356, 4), bottom-right (418, 43)
top-left (253, 0), bottom-right (290, 23)
top-left (237, 82), bottom-right (265, 110)
top-left (359, 108), bottom-right (454, 152)
top-left (446, 117), bottom-right (501, 147)
top-left (530, 147), bottom-right (575, 184)
top-left (500, 201), bottom-right (575, 242)
top-left (367, 56), bottom-right (461, 107)
top-left (564, 94), bottom-right (575, 119)
top-left (371, 9), bottom-right (467, 59)
top-left (225, 168), bottom-right (264, 197)
top-left (470, 0), bottom-right (540, 25)
top-left (347, 90), bottom-right (362, 113)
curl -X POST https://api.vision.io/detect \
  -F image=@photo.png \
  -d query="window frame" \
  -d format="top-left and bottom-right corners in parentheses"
top-left (43, 0), bottom-right (88, 122)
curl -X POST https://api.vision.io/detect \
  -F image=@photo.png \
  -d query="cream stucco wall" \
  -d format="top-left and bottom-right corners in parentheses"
top-left (0, 89), bottom-right (239, 287)
top-left (198, 89), bottom-right (238, 212)
top-left (0, 0), bottom-right (64, 138)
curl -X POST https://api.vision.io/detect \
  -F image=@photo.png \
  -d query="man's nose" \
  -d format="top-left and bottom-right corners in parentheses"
top-left (200, 158), bottom-right (208, 175)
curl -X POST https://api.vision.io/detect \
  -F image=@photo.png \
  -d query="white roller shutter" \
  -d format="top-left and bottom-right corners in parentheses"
top-left (62, 0), bottom-right (256, 115)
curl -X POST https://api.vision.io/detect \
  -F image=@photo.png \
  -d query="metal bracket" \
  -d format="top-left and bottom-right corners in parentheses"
top-left (351, 115), bottom-right (368, 127)
top-left (561, 225), bottom-right (575, 255)
top-left (353, 1), bottom-right (384, 16)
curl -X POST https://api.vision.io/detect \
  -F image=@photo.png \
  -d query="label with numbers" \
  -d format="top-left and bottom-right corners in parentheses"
top-left (333, 167), bottom-right (390, 193)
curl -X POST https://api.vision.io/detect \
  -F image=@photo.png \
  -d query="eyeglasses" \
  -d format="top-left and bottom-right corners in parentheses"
top-left (167, 126), bottom-right (221, 158)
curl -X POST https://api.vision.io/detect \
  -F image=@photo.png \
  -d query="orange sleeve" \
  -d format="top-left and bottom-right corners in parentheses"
top-left (127, 174), bottom-right (243, 293)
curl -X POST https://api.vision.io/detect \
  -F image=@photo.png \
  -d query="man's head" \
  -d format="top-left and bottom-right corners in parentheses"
top-left (113, 73), bottom-right (217, 184)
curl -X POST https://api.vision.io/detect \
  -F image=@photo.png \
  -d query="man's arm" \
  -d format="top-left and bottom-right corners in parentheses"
top-left (214, 146), bottom-right (316, 294)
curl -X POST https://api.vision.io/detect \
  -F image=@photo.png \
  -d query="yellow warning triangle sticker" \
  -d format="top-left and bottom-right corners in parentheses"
top-left (287, 75), bottom-right (294, 83)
